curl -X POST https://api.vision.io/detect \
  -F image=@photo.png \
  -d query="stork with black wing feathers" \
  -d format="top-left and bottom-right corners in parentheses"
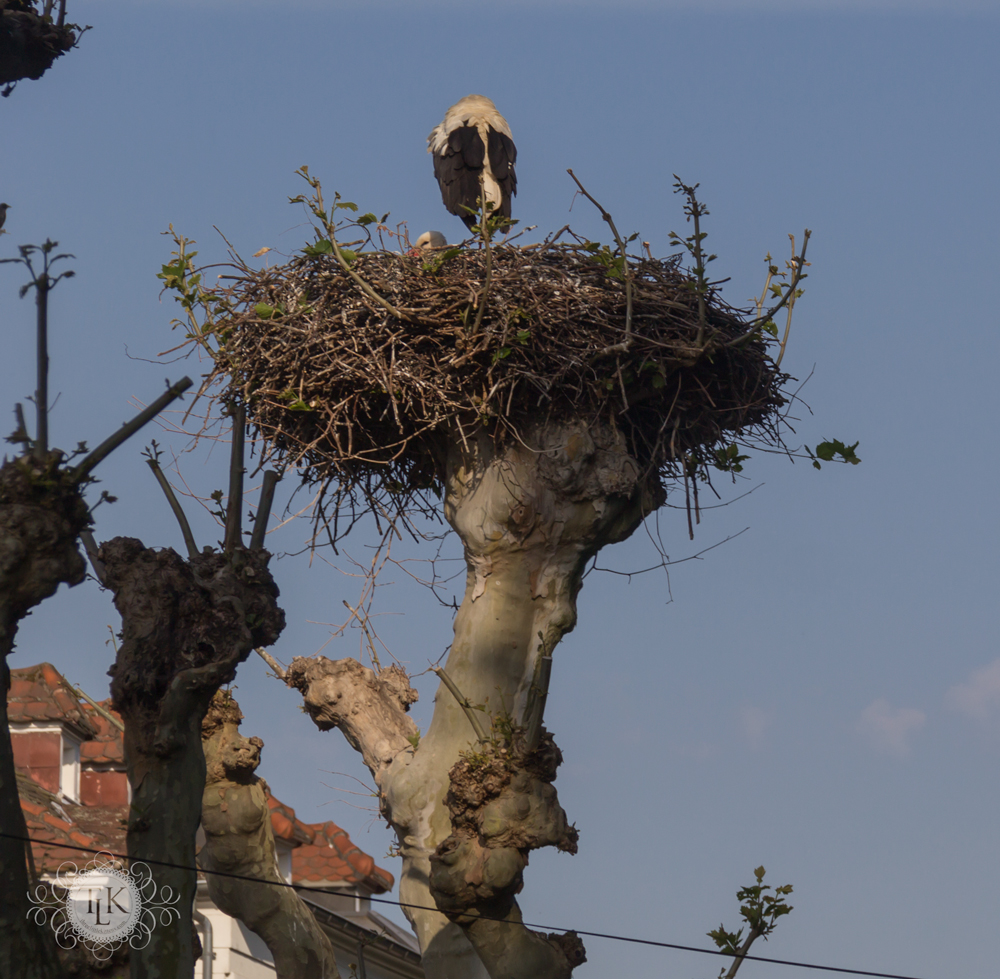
top-left (427, 95), bottom-right (517, 231)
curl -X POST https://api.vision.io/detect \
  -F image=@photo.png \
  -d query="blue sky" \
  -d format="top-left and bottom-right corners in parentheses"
top-left (3, 3), bottom-right (999, 977)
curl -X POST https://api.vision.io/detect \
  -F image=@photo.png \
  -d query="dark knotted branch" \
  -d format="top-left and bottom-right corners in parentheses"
top-left (0, 377), bottom-right (191, 977)
top-left (0, 450), bottom-right (89, 979)
top-left (85, 402), bottom-right (284, 979)
top-left (0, 242), bottom-right (191, 979)
top-left (0, 1), bottom-right (87, 94)
top-left (101, 537), bottom-right (284, 979)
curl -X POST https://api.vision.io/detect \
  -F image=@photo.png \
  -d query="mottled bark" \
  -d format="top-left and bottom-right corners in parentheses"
top-left (287, 419), bottom-right (660, 978)
top-left (101, 538), bottom-right (284, 979)
top-left (198, 692), bottom-right (340, 979)
top-left (0, 451), bottom-right (90, 979)
top-left (429, 732), bottom-right (586, 979)
top-left (0, 4), bottom-right (80, 89)
top-left (286, 659), bottom-right (419, 784)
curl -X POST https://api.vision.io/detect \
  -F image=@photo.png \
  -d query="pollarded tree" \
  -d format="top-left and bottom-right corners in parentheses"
top-left (0, 240), bottom-right (191, 979)
top-left (0, 0), bottom-right (87, 96)
top-left (199, 690), bottom-right (341, 978)
top-left (160, 169), bottom-right (851, 979)
top-left (92, 419), bottom-right (285, 979)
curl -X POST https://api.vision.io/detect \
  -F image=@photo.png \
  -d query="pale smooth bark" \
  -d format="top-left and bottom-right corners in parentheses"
top-left (288, 419), bottom-right (659, 978)
top-left (199, 695), bottom-right (340, 978)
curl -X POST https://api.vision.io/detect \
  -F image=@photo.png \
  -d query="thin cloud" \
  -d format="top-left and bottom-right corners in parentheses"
top-left (856, 698), bottom-right (926, 757)
top-left (739, 706), bottom-right (773, 749)
top-left (670, 741), bottom-right (718, 761)
top-left (945, 658), bottom-right (1000, 722)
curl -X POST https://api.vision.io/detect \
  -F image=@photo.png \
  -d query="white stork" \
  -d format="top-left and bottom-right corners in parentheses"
top-left (415, 230), bottom-right (448, 250)
top-left (408, 230), bottom-right (448, 256)
top-left (427, 95), bottom-right (517, 231)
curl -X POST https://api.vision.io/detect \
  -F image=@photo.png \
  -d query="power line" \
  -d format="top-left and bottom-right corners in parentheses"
top-left (3, 830), bottom-right (931, 979)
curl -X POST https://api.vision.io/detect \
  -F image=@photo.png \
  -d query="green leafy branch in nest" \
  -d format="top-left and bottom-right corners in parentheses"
top-left (465, 177), bottom-right (521, 337)
top-left (155, 167), bottom-right (398, 372)
top-left (150, 166), bottom-right (861, 554)
top-left (708, 866), bottom-right (794, 979)
top-left (670, 176), bottom-right (811, 359)
top-left (750, 232), bottom-right (810, 368)
top-left (290, 165), bottom-right (410, 321)
top-left (155, 227), bottom-right (255, 411)
top-left (568, 168), bottom-right (637, 352)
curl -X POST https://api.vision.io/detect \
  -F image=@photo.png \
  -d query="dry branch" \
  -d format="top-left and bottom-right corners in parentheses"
top-left (284, 657), bottom-right (418, 787)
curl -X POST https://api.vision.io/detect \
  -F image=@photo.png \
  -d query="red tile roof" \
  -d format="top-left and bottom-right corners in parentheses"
top-left (267, 794), bottom-right (314, 845)
top-left (11, 663), bottom-right (393, 896)
top-left (8, 663), bottom-right (97, 740)
top-left (265, 792), bottom-right (393, 891)
top-left (292, 819), bottom-right (394, 894)
top-left (79, 701), bottom-right (125, 765)
top-left (17, 770), bottom-right (127, 875)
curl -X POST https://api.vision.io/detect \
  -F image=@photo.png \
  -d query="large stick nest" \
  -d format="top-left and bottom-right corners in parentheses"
top-left (210, 241), bottom-right (790, 531)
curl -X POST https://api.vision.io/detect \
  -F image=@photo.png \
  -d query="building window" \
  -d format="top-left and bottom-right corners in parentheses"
top-left (61, 733), bottom-right (81, 802)
top-left (274, 840), bottom-right (293, 884)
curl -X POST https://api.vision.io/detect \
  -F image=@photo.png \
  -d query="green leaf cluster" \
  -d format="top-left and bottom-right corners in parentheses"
top-left (422, 246), bottom-right (462, 273)
top-left (708, 866), bottom-right (793, 978)
top-left (808, 439), bottom-right (861, 469)
top-left (491, 327), bottom-right (531, 365)
top-left (278, 389), bottom-right (315, 412)
top-left (583, 240), bottom-right (627, 280)
top-left (156, 229), bottom-right (234, 355)
top-left (713, 443), bottom-right (750, 474)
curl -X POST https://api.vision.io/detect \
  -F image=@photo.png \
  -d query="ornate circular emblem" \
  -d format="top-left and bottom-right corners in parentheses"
top-left (64, 864), bottom-right (141, 943)
top-left (27, 852), bottom-right (181, 960)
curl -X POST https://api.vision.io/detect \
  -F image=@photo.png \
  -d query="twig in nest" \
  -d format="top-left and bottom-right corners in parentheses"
top-left (567, 168), bottom-right (633, 344)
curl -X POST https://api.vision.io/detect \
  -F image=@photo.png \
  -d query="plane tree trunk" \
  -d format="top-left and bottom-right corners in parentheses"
top-left (199, 691), bottom-right (340, 979)
top-left (0, 4), bottom-right (81, 90)
top-left (101, 537), bottom-right (284, 979)
top-left (0, 451), bottom-right (90, 979)
top-left (285, 419), bottom-right (660, 979)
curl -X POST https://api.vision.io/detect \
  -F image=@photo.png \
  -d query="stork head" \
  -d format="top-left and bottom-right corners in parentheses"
top-left (409, 231), bottom-right (448, 255)
top-left (416, 231), bottom-right (447, 250)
